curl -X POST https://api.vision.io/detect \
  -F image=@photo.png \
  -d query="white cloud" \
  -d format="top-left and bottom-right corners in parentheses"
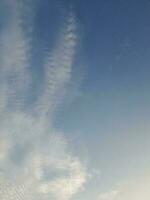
top-left (0, 1), bottom-right (87, 200)
top-left (0, 113), bottom-right (87, 200)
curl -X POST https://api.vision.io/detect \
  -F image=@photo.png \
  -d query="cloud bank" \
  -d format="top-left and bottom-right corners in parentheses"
top-left (0, 1), bottom-right (87, 200)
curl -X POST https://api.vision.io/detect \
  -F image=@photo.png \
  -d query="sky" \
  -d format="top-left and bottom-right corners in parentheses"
top-left (0, 0), bottom-right (150, 200)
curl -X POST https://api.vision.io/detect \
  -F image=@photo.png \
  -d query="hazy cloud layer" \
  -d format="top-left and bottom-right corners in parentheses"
top-left (0, 1), bottom-right (87, 200)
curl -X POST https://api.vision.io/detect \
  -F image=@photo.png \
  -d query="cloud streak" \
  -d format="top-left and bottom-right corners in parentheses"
top-left (36, 11), bottom-right (77, 117)
top-left (0, 0), bottom-right (31, 112)
top-left (0, 1), bottom-right (87, 200)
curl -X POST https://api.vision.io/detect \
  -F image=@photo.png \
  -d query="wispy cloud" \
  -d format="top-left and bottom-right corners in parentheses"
top-left (0, 1), bottom-right (87, 200)
top-left (99, 189), bottom-right (119, 200)
top-left (98, 172), bottom-right (150, 200)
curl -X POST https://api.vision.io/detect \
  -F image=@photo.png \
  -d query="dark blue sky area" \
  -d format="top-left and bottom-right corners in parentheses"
top-left (72, 0), bottom-right (150, 88)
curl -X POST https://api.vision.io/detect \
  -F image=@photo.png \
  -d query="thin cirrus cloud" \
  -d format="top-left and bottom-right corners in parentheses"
top-left (0, 1), bottom-right (87, 200)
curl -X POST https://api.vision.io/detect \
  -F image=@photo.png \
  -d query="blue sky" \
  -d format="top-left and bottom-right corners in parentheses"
top-left (0, 0), bottom-right (150, 200)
